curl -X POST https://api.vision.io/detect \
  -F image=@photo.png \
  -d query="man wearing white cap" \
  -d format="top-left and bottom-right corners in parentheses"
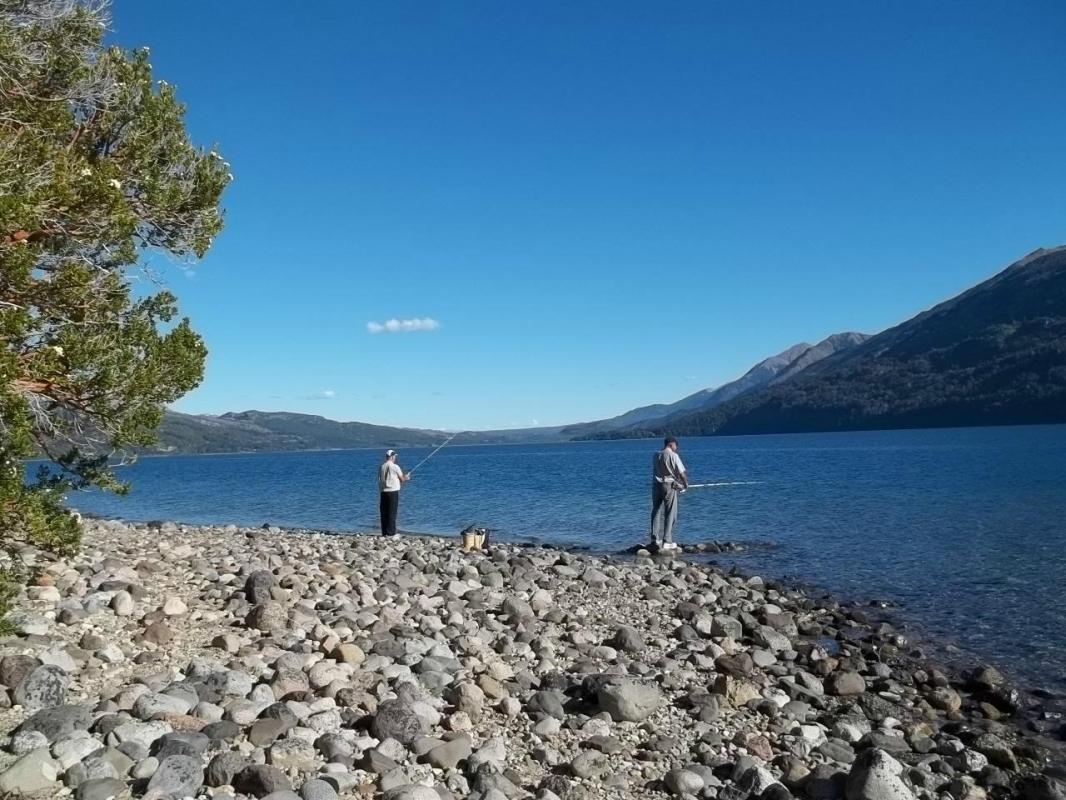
top-left (379, 449), bottom-right (410, 536)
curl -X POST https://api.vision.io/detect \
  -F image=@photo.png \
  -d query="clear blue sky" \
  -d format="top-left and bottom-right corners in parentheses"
top-left (111, 1), bottom-right (1066, 431)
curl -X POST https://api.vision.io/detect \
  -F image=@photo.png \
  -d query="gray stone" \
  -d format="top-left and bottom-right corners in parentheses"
top-left (235, 764), bottom-right (292, 797)
top-left (111, 591), bottom-right (135, 616)
top-left (609, 626), bottom-right (646, 653)
top-left (372, 699), bottom-right (426, 745)
top-left (596, 678), bottom-right (663, 722)
top-left (268, 737), bottom-right (317, 771)
top-left (826, 671), bottom-right (867, 697)
top-left (424, 737), bottom-right (472, 770)
top-left (665, 768), bottom-right (705, 796)
top-left (109, 720), bottom-right (172, 750)
top-left (845, 749), bottom-right (916, 800)
top-left (76, 777), bottom-right (130, 800)
top-left (144, 754), bottom-right (204, 800)
top-left (0, 655), bottom-right (41, 689)
top-left (141, 622), bottom-right (174, 645)
top-left (10, 729), bottom-right (49, 755)
top-left (131, 757), bottom-right (159, 779)
top-left (245, 570), bottom-right (277, 604)
top-left (383, 785), bottom-right (441, 800)
top-left (133, 692), bottom-right (191, 720)
top-left (53, 735), bottom-right (105, 769)
top-left (249, 717), bottom-right (291, 747)
top-left (247, 602), bottom-right (288, 633)
top-left (300, 778), bottom-right (340, 800)
top-left (0, 747), bottom-right (60, 794)
top-left (13, 664), bottom-right (69, 713)
top-left (16, 703), bottom-right (92, 742)
top-left (570, 750), bottom-right (609, 779)
top-left (206, 751), bottom-right (249, 787)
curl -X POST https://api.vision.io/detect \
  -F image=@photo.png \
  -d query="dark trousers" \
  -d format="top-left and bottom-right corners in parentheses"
top-left (379, 490), bottom-right (399, 536)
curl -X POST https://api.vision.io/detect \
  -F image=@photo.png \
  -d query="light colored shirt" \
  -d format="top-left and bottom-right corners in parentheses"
top-left (653, 448), bottom-right (686, 486)
top-left (379, 461), bottom-right (404, 492)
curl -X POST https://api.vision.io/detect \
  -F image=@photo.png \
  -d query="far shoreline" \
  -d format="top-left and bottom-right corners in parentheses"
top-left (128, 420), bottom-right (1066, 460)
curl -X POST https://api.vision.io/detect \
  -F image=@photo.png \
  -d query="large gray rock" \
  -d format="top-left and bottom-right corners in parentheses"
top-left (13, 664), bottom-right (69, 713)
top-left (845, 749), bottom-right (916, 800)
top-left (372, 699), bottom-right (426, 745)
top-left (206, 751), bottom-right (249, 787)
top-left (268, 738), bottom-right (316, 771)
top-left (826, 671), bottom-right (867, 697)
top-left (247, 602), bottom-right (288, 633)
top-left (76, 777), bottom-right (130, 800)
top-left (609, 625), bottom-right (646, 653)
top-left (0, 747), bottom-right (60, 794)
top-left (17, 701), bottom-right (92, 743)
top-left (245, 570), bottom-right (276, 604)
top-left (665, 768), bottom-right (705, 796)
top-left (596, 678), bottom-right (663, 722)
top-left (0, 654), bottom-right (40, 689)
top-left (144, 754), bottom-right (204, 800)
top-left (423, 736), bottom-right (472, 770)
top-left (300, 778), bottom-right (340, 800)
top-left (235, 764), bottom-right (292, 797)
top-left (383, 786), bottom-right (440, 800)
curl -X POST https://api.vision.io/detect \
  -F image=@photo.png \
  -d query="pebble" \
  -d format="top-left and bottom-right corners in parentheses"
top-left (0, 518), bottom-right (1047, 800)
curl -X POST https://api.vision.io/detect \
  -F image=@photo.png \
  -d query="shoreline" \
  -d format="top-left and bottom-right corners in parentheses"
top-left (75, 511), bottom-right (1047, 700)
top-left (0, 518), bottom-right (1063, 800)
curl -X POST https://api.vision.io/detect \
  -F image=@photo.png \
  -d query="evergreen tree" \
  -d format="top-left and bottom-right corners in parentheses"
top-left (0, 0), bottom-right (229, 623)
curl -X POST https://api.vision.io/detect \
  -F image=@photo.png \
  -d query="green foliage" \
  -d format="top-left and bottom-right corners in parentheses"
top-left (0, 1), bottom-right (228, 621)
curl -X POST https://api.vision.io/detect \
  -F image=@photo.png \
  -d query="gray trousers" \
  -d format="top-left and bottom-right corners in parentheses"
top-left (650, 482), bottom-right (678, 544)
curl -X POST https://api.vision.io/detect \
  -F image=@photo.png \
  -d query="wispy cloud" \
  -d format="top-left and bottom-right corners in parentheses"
top-left (367, 317), bottom-right (441, 334)
top-left (308, 389), bottom-right (336, 400)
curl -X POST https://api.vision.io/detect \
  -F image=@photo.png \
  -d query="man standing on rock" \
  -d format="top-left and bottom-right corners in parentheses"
top-left (650, 436), bottom-right (688, 552)
top-left (379, 449), bottom-right (410, 536)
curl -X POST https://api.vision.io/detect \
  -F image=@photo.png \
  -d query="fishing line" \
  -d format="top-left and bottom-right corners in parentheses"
top-left (407, 431), bottom-right (464, 475)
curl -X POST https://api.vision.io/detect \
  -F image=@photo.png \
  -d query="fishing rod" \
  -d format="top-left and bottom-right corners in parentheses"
top-left (407, 431), bottom-right (464, 475)
top-left (681, 481), bottom-right (763, 491)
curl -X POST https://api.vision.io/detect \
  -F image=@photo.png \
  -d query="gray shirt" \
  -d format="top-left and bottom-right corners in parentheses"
top-left (653, 448), bottom-right (686, 486)
top-left (379, 461), bottom-right (403, 492)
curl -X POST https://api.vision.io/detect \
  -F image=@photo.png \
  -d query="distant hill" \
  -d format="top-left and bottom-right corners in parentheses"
top-left (612, 246), bottom-right (1066, 437)
top-left (152, 247), bottom-right (1066, 454)
top-left (560, 333), bottom-right (868, 438)
top-left (155, 410), bottom-right (447, 454)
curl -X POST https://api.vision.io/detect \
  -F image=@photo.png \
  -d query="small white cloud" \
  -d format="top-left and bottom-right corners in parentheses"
top-left (308, 389), bottom-right (336, 400)
top-left (531, 418), bottom-right (539, 426)
top-left (367, 317), bottom-right (441, 334)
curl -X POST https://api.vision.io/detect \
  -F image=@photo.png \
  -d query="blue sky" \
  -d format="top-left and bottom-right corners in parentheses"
top-left (111, 1), bottom-right (1066, 431)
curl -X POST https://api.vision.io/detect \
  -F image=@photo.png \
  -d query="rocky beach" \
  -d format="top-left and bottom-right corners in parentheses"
top-left (0, 519), bottom-right (1063, 800)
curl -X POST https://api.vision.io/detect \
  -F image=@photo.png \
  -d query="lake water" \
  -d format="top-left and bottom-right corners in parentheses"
top-left (69, 425), bottom-right (1066, 693)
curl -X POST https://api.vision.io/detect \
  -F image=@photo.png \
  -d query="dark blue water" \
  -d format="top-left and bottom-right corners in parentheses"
top-left (69, 425), bottom-right (1066, 691)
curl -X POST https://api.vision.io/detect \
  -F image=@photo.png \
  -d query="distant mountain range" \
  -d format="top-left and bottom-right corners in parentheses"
top-left (558, 332), bottom-right (869, 439)
top-left (156, 410), bottom-right (447, 454)
top-left (154, 246), bottom-right (1066, 454)
top-left (590, 246), bottom-right (1066, 438)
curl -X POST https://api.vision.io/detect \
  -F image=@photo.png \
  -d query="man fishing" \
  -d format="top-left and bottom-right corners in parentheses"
top-left (378, 449), bottom-right (411, 536)
top-left (650, 436), bottom-right (688, 552)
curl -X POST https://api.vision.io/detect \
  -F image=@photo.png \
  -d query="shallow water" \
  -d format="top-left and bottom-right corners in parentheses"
top-left (69, 424), bottom-right (1066, 691)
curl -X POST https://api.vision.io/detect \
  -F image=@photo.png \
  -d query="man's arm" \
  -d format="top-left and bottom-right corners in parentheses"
top-left (673, 452), bottom-right (689, 489)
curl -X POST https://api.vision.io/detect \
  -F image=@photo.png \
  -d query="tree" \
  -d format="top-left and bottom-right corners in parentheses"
top-left (0, 0), bottom-right (229, 624)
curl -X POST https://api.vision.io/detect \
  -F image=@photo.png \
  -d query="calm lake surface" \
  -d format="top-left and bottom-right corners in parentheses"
top-left (70, 425), bottom-right (1066, 692)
